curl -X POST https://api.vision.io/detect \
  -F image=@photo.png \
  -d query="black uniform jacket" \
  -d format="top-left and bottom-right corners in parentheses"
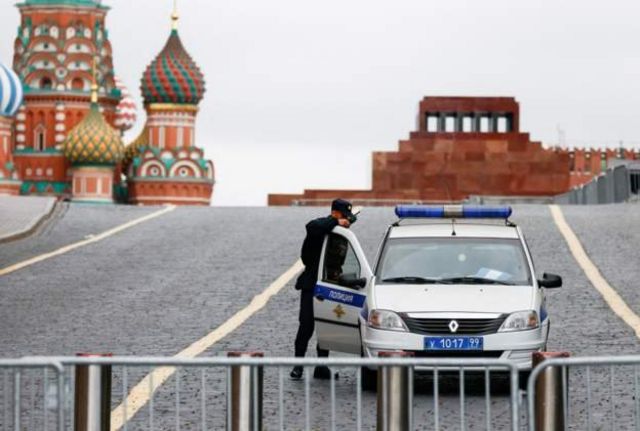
top-left (295, 216), bottom-right (339, 291)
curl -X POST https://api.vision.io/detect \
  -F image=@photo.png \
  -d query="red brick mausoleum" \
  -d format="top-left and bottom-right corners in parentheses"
top-left (268, 97), bottom-right (639, 206)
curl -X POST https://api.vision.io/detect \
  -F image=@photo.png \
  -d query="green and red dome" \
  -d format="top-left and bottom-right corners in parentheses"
top-left (140, 30), bottom-right (205, 106)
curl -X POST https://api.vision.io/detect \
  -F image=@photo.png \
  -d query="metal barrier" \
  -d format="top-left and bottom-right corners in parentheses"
top-left (9, 355), bottom-right (640, 430)
top-left (527, 355), bottom-right (640, 430)
top-left (0, 356), bottom-right (522, 430)
top-left (38, 356), bottom-right (520, 431)
top-left (555, 163), bottom-right (638, 205)
top-left (0, 358), bottom-right (65, 431)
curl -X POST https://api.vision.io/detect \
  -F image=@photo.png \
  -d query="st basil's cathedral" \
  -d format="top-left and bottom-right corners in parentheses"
top-left (0, 0), bottom-right (215, 205)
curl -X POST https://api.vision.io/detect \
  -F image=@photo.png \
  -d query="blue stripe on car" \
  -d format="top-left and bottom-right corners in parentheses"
top-left (314, 285), bottom-right (366, 308)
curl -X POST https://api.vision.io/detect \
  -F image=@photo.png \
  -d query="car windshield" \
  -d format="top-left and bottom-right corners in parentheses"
top-left (377, 237), bottom-right (532, 286)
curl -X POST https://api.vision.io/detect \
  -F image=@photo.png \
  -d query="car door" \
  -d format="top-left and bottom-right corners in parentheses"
top-left (313, 226), bottom-right (373, 354)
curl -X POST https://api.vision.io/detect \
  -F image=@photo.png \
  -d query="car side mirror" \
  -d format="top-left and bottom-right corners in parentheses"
top-left (538, 273), bottom-right (562, 288)
top-left (338, 273), bottom-right (367, 290)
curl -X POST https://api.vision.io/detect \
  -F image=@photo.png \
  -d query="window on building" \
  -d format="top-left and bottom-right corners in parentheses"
top-left (426, 115), bottom-right (439, 132)
top-left (41, 77), bottom-right (53, 89)
top-left (38, 133), bottom-right (45, 151)
top-left (462, 116), bottom-right (473, 132)
top-left (584, 154), bottom-right (591, 173)
top-left (497, 117), bottom-right (508, 133)
top-left (480, 116), bottom-right (490, 133)
top-left (445, 116), bottom-right (456, 132)
top-left (33, 125), bottom-right (47, 151)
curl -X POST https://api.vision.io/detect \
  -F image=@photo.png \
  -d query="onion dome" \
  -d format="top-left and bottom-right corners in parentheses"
top-left (140, 29), bottom-right (206, 105)
top-left (0, 63), bottom-right (23, 118)
top-left (63, 91), bottom-right (124, 165)
top-left (114, 77), bottom-right (137, 132)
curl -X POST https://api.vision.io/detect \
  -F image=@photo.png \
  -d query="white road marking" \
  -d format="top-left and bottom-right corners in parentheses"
top-left (550, 205), bottom-right (640, 338)
top-left (0, 205), bottom-right (176, 278)
top-left (110, 259), bottom-right (305, 431)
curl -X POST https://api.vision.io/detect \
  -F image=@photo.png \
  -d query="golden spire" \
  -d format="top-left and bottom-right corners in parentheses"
top-left (171, 0), bottom-right (179, 30)
top-left (91, 57), bottom-right (98, 104)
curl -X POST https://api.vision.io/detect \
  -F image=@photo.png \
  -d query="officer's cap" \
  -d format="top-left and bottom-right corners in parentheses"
top-left (331, 199), bottom-right (354, 218)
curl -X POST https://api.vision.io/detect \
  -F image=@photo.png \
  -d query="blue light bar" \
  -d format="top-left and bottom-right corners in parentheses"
top-left (395, 205), bottom-right (512, 219)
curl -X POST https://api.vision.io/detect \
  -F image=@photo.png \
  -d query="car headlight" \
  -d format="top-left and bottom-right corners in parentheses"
top-left (499, 310), bottom-right (539, 332)
top-left (368, 309), bottom-right (408, 332)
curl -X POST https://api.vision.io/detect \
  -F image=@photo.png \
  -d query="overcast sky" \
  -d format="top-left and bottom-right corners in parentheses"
top-left (2, 0), bottom-right (640, 205)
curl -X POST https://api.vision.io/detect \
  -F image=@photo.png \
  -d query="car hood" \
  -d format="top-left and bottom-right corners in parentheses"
top-left (373, 284), bottom-right (534, 314)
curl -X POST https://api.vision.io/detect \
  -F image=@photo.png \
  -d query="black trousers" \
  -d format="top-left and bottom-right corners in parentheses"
top-left (294, 287), bottom-right (329, 358)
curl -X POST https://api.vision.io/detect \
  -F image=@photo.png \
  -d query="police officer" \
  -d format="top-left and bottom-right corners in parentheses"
top-left (290, 199), bottom-right (356, 380)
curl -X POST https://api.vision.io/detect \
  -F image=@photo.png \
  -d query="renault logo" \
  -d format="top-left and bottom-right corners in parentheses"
top-left (448, 320), bottom-right (459, 333)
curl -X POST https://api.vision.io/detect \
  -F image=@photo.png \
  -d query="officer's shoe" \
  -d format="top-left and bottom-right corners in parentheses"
top-left (290, 366), bottom-right (304, 380)
top-left (313, 366), bottom-right (339, 380)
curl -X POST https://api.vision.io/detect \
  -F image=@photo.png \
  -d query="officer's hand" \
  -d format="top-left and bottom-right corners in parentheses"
top-left (338, 218), bottom-right (351, 228)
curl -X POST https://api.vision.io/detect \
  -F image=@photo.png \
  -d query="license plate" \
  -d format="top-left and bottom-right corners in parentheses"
top-left (424, 336), bottom-right (484, 351)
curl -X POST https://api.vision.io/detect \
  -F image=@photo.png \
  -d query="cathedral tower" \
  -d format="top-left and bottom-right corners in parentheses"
top-left (124, 5), bottom-right (215, 206)
top-left (12, 0), bottom-right (119, 196)
top-left (62, 76), bottom-right (123, 202)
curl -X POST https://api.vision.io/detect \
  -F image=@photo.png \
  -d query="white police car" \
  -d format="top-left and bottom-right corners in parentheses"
top-left (312, 205), bottom-right (561, 382)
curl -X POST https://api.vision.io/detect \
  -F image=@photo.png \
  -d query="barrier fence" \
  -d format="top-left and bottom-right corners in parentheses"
top-left (555, 164), bottom-right (640, 205)
top-left (0, 359), bottom-right (65, 431)
top-left (1, 356), bottom-right (520, 431)
top-left (2, 354), bottom-right (640, 430)
top-left (527, 355), bottom-right (640, 431)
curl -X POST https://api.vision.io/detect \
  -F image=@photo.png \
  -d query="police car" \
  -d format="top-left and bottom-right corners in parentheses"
top-left (312, 205), bottom-right (561, 384)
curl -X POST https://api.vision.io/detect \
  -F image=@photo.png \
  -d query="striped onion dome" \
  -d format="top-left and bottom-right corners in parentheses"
top-left (140, 30), bottom-right (206, 105)
top-left (0, 63), bottom-right (23, 118)
top-left (114, 77), bottom-right (137, 132)
top-left (63, 102), bottom-right (124, 165)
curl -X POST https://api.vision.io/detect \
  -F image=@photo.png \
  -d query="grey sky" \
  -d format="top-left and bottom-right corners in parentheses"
top-left (2, 0), bottom-right (640, 205)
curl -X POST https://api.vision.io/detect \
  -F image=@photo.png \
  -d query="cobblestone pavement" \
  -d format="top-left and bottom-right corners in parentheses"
top-left (0, 196), bottom-right (56, 242)
top-left (0, 202), bottom-right (158, 268)
top-left (561, 204), bottom-right (640, 324)
top-left (0, 204), bottom-right (639, 429)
